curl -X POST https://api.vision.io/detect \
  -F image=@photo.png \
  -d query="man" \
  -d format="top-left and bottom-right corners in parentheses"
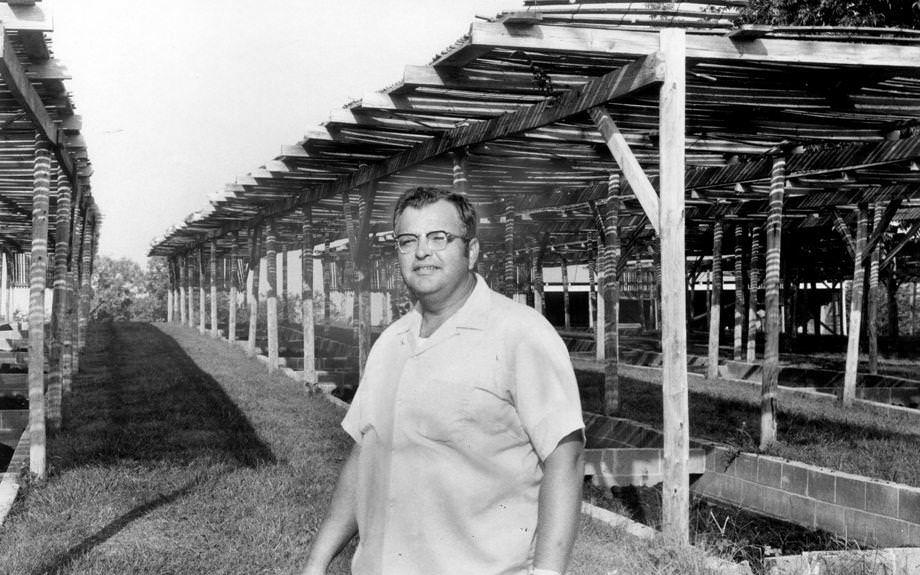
top-left (302, 187), bottom-right (584, 575)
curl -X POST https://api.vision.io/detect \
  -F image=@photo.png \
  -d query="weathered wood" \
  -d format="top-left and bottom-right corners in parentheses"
top-left (48, 173), bottom-right (72, 430)
top-left (589, 107), bottom-right (661, 234)
top-left (228, 239), bottom-right (238, 344)
top-left (561, 254), bottom-right (571, 330)
top-left (832, 211), bottom-right (856, 260)
top-left (733, 224), bottom-right (745, 361)
top-left (603, 173), bottom-right (621, 415)
top-left (867, 204), bottom-right (882, 375)
top-left (281, 243), bottom-right (289, 323)
top-left (658, 29), bottom-right (689, 545)
top-left (451, 149), bottom-right (469, 195)
top-left (504, 198), bottom-right (516, 299)
top-left (78, 210), bottom-right (94, 354)
top-left (842, 205), bottom-right (868, 406)
top-left (880, 220), bottom-right (920, 271)
top-left (29, 136), bottom-right (51, 479)
top-left (761, 155), bottom-right (785, 451)
top-left (187, 254), bottom-right (195, 328)
top-left (210, 240), bottom-right (218, 338)
top-left (448, 21), bottom-right (920, 70)
top-left (532, 245), bottom-right (545, 316)
top-left (301, 206), bottom-right (316, 388)
top-left (69, 203), bottom-right (85, 376)
top-left (167, 259), bottom-right (174, 323)
top-left (198, 247), bottom-right (206, 334)
top-left (247, 226), bottom-right (261, 355)
top-left (179, 255), bottom-right (188, 325)
top-left (911, 282), bottom-right (917, 337)
top-left (860, 199), bottom-right (900, 266)
top-left (746, 225), bottom-right (761, 362)
top-left (588, 260), bottom-right (596, 330)
top-left (266, 223), bottom-right (279, 372)
top-left (707, 219), bottom-right (723, 379)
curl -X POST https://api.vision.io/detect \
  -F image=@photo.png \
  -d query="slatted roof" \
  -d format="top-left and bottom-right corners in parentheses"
top-left (149, 1), bottom-right (920, 281)
top-left (0, 1), bottom-right (96, 254)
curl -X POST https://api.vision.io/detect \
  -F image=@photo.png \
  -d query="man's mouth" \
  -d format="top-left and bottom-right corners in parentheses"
top-left (413, 265), bottom-right (439, 272)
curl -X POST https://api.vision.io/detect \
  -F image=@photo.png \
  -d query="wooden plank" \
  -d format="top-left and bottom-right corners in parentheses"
top-left (588, 107), bottom-right (661, 234)
top-left (707, 219), bottom-right (722, 379)
top-left (29, 136), bottom-right (50, 479)
top-left (832, 210), bottom-right (856, 260)
top-left (658, 29), bottom-right (689, 545)
top-left (584, 448), bottom-right (707, 488)
top-left (444, 21), bottom-right (920, 70)
top-left (860, 198), bottom-right (900, 266)
top-left (761, 156), bottom-right (784, 450)
top-left (842, 205), bottom-right (868, 406)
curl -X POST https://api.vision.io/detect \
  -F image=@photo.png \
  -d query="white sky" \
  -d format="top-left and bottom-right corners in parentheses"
top-left (46, 0), bottom-right (522, 264)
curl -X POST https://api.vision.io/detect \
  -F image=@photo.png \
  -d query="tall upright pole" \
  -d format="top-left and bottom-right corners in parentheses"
top-left (747, 225), bottom-right (762, 362)
top-left (210, 240), bottom-right (218, 337)
top-left (266, 221), bottom-right (279, 372)
top-left (187, 254), bottom-right (195, 328)
top-left (302, 206), bottom-right (316, 388)
top-left (561, 255), bottom-right (571, 330)
top-left (707, 219), bottom-right (723, 379)
top-left (29, 136), bottom-right (51, 479)
top-left (867, 203), bottom-right (882, 375)
top-left (842, 205), bottom-right (868, 406)
top-left (603, 173), bottom-right (621, 415)
top-left (49, 172), bottom-right (72, 430)
top-left (761, 155), bottom-right (785, 450)
top-left (658, 28), bottom-right (689, 543)
top-left (198, 247), bottom-right (206, 334)
top-left (248, 226), bottom-right (261, 355)
top-left (733, 223), bottom-right (745, 360)
top-left (179, 255), bottom-right (188, 325)
top-left (228, 236), bottom-right (238, 344)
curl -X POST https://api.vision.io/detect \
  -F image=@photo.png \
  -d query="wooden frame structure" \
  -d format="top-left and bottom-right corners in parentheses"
top-left (0, 1), bottom-right (97, 481)
top-left (150, 3), bottom-right (920, 541)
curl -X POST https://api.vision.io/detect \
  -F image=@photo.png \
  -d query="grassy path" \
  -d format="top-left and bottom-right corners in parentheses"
top-left (0, 322), bottom-right (731, 575)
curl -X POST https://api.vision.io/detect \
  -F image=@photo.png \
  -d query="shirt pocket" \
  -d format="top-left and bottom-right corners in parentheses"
top-left (404, 376), bottom-right (473, 443)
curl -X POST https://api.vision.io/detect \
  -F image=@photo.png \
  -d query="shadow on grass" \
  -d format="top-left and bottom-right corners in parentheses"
top-left (32, 475), bottom-right (205, 575)
top-left (52, 321), bottom-right (275, 470)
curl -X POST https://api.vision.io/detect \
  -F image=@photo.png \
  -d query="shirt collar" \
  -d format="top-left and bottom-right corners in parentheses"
top-left (395, 273), bottom-right (491, 336)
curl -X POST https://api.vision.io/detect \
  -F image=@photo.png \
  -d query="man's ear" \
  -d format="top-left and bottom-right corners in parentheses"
top-left (467, 237), bottom-right (480, 270)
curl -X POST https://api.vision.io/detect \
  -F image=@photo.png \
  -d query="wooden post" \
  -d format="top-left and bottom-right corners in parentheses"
top-left (179, 255), bottom-right (188, 325)
top-left (344, 188), bottom-right (374, 377)
top-left (68, 198), bottom-right (84, 375)
top-left (842, 205), bottom-right (868, 406)
top-left (198, 247), bottom-right (206, 334)
top-left (48, 173), bottom-right (72, 430)
top-left (911, 282), bottom-right (916, 337)
top-left (561, 254), bottom-right (571, 329)
top-left (747, 225), bottom-right (761, 362)
top-left (210, 240), bottom-right (218, 337)
top-left (761, 155), bottom-right (785, 450)
top-left (78, 211), bottom-right (94, 354)
top-left (867, 203), bottom-right (882, 375)
top-left (248, 226), bottom-right (261, 355)
top-left (228, 243), bottom-right (238, 344)
top-left (266, 222), bottom-right (279, 371)
top-left (281, 243), bottom-right (289, 324)
top-left (167, 259), bottom-right (174, 323)
top-left (532, 246), bottom-right (545, 315)
top-left (588, 260), bottom-right (596, 329)
top-left (322, 247), bottom-right (332, 323)
top-left (302, 206), bottom-right (316, 388)
top-left (707, 219), bottom-right (723, 379)
top-left (29, 136), bottom-right (51, 478)
top-left (504, 199), bottom-right (517, 300)
top-left (451, 149), bottom-right (469, 195)
top-left (187, 254), bottom-right (195, 328)
top-left (659, 28), bottom-right (689, 544)
top-left (733, 224), bottom-right (745, 361)
top-left (603, 173), bottom-right (621, 414)
top-left (595, 254), bottom-right (606, 362)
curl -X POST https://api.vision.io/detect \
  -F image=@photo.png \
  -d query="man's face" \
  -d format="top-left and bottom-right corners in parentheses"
top-left (395, 200), bottom-right (479, 302)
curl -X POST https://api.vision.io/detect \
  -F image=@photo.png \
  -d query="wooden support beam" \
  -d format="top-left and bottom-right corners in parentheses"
top-left (179, 255), bottom-right (188, 326)
top-left (658, 29), bottom-right (689, 545)
top-left (532, 243), bottom-right (546, 316)
top-left (281, 243), bottom-right (289, 323)
top-left (603, 173), bottom-right (621, 415)
top-left (29, 136), bottom-right (50, 479)
top-left (733, 223), bottom-right (745, 361)
top-left (761, 155), bottom-right (785, 450)
top-left (166, 259), bottom-right (174, 324)
top-left (504, 198), bottom-right (517, 299)
top-left (842, 205), bottom-right (868, 406)
top-left (49, 172), bottom-right (71, 431)
top-left (707, 219), bottom-right (723, 379)
top-left (228, 237), bottom-right (238, 344)
top-left (198, 247), bottom-right (206, 334)
top-left (860, 198), bottom-right (900, 266)
top-left (867, 204), bottom-right (882, 375)
top-left (832, 210), bottom-right (856, 261)
top-left (301, 206), bottom-right (316, 389)
top-left (210, 240), bottom-right (218, 338)
top-left (451, 148), bottom-right (469, 195)
top-left (588, 107), bottom-right (661, 234)
top-left (266, 222), bottom-right (279, 372)
top-left (561, 254), bottom-right (571, 330)
top-left (247, 226), bottom-right (261, 355)
top-left (746, 225), bottom-right (761, 362)
top-left (442, 21), bottom-right (920, 70)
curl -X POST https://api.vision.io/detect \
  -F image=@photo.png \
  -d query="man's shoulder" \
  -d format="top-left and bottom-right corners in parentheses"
top-left (483, 288), bottom-right (557, 336)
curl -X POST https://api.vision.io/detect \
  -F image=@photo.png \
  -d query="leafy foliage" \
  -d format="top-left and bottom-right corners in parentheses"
top-left (738, 0), bottom-right (920, 28)
top-left (90, 256), bottom-right (167, 321)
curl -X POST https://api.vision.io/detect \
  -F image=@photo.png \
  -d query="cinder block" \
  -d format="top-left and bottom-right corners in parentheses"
top-left (867, 482), bottom-right (900, 518)
top-left (740, 481), bottom-right (765, 512)
top-left (690, 472), bottom-right (723, 498)
top-left (814, 502), bottom-right (847, 537)
top-left (837, 476), bottom-right (867, 510)
top-left (757, 457), bottom-right (783, 487)
top-left (788, 494), bottom-right (816, 528)
top-left (763, 486), bottom-right (792, 519)
top-left (721, 475), bottom-right (744, 503)
top-left (898, 487), bottom-right (920, 524)
top-left (733, 454), bottom-right (758, 481)
top-left (780, 462), bottom-right (808, 496)
top-left (807, 469), bottom-right (836, 503)
top-left (874, 517), bottom-right (912, 547)
top-left (909, 523), bottom-right (920, 547)
top-left (845, 508), bottom-right (878, 544)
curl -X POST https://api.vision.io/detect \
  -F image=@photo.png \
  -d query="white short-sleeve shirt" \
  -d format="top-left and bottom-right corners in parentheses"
top-left (342, 275), bottom-right (584, 575)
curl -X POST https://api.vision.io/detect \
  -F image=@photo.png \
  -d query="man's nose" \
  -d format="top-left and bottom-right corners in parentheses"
top-left (414, 236), bottom-right (432, 258)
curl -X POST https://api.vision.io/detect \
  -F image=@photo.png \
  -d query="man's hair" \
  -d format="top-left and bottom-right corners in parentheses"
top-left (392, 187), bottom-right (477, 238)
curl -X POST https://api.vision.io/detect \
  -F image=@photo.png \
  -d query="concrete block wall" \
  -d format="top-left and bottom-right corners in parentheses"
top-left (584, 411), bottom-right (920, 548)
top-left (0, 409), bottom-right (26, 431)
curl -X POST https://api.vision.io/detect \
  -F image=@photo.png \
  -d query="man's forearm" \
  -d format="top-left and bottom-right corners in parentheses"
top-left (301, 444), bottom-right (361, 574)
top-left (533, 431), bottom-right (584, 574)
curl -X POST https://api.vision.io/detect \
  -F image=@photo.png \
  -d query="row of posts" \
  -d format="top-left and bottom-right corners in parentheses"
top-left (29, 135), bottom-right (99, 479)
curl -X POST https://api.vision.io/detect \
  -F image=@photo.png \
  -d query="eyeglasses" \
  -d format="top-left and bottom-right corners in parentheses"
top-left (394, 230), bottom-right (466, 254)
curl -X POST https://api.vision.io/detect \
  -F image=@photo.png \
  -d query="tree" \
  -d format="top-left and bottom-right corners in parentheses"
top-left (739, 0), bottom-right (920, 28)
top-left (90, 256), bottom-right (168, 321)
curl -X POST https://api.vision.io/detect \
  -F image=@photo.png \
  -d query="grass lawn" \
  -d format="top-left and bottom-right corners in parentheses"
top-left (579, 366), bottom-right (920, 487)
top-left (0, 322), bottom-right (733, 575)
